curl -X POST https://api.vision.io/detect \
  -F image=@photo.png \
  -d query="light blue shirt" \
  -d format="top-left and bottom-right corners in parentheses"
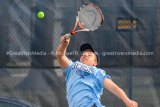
top-left (64, 60), bottom-right (111, 107)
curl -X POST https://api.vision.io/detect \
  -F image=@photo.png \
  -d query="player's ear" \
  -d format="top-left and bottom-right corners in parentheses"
top-left (93, 56), bottom-right (98, 66)
top-left (93, 61), bottom-right (97, 67)
top-left (93, 64), bottom-right (97, 66)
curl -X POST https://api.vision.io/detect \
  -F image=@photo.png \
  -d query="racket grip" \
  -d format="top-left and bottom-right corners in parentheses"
top-left (65, 33), bottom-right (72, 40)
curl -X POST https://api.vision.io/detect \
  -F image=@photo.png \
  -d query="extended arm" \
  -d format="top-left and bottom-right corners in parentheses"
top-left (56, 34), bottom-right (70, 68)
top-left (103, 78), bottom-right (138, 107)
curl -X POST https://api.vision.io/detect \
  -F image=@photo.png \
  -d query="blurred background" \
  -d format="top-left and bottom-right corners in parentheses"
top-left (0, 0), bottom-right (160, 107)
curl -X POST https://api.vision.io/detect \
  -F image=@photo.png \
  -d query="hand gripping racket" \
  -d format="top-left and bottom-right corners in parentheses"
top-left (65, 3), bottom-right (104, 39)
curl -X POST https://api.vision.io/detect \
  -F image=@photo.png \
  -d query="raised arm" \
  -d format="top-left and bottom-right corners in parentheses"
top-left (103, 78), bottom-right (138, 107)
top-left (56, 34), bottom-right (70, 68)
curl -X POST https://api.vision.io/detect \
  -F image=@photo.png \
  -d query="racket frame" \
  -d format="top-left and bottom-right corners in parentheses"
top-left (65, 3), bottom-right (104, 39)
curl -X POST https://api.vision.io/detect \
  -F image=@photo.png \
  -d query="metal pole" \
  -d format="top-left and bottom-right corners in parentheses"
top-left (128, 0), bottom-right (133, 99)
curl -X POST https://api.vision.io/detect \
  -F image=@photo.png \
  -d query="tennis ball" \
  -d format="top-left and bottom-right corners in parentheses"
top-left (37, 11), bottom-right (45, 18)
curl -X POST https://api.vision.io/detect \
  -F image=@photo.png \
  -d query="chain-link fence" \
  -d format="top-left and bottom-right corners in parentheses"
top-left (0, 0), bottom-right (160, 107)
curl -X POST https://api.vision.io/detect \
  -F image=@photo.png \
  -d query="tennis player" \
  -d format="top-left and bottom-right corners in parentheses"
top-left (56, 34), bottom-right (138, 107)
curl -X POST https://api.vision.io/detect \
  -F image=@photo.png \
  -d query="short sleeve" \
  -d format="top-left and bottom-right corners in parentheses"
top-left (63, 60), bottom-right (73, 75)
top-left (97, 70), bottom-right (111, 88)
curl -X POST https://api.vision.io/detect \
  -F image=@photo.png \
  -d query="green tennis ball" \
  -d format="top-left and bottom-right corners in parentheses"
top-left (37, 11), bottom-right (45, 18)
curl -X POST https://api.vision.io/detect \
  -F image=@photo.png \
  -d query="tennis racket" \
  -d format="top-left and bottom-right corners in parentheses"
top-left (65, 3), bottom-right (104, 39)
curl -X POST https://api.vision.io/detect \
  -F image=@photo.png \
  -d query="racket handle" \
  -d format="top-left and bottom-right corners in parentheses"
top-left (65, 33), bottom-right (72, 40)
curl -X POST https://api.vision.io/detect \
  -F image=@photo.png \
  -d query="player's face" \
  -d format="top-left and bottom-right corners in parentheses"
top-left (80, 49), bottom-right (97, 66)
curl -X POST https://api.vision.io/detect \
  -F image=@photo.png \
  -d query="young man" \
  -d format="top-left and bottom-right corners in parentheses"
top-left (56, 34), bottom-right (138, 107)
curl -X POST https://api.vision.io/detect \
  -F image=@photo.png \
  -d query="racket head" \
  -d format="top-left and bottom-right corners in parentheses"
top-left (77, 3), bottom-right (104, 31)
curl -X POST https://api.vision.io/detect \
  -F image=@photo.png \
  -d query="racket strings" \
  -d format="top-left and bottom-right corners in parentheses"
top-left (78, 4), bottom-right (103, 31)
